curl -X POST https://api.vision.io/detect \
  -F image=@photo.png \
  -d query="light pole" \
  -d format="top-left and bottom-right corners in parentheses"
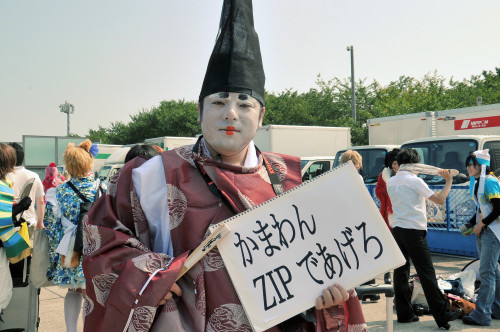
top-left (59, 100), bottom-right (75, 136)
top-left (346, 45), bottom-right (356, 122)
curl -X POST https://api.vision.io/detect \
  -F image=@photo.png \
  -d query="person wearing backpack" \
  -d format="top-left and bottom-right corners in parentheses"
top-left (461, 149), bottom-right (500, 326)
top-left (44, 139), bottom-right (98, 332)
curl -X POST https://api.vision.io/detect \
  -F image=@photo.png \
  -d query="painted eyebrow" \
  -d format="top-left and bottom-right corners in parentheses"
top-left (238, 94), bottom-right (249, 100)
top-left (217, 92), bottom-right (229, 98)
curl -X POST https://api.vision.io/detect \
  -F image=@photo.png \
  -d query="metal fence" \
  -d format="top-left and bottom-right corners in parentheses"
top-left (366, 184), bottom-right (478, 257)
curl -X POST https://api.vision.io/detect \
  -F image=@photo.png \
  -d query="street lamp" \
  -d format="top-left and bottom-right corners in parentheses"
top-left (59, 100), bottom-right (75, 136)
top-left (346, 45), bottom-right (356, 122)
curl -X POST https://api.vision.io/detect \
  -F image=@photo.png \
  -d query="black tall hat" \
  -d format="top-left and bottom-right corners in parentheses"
top-left (199, 0), bottom-right (265, 106)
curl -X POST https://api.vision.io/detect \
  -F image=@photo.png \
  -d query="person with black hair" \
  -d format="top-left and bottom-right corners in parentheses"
top-left (387, 148), bottom-right (461, 329)
top-left (461, 149), bottom-right (500, 326)
top-left (375, 148), bottom-right (400, 230)
top-left (374, 148), bottom-right (400, 286)
top-left (6, 142), bottom-right (45, 232)
top-left (124, 144), bottom-right (160, 164)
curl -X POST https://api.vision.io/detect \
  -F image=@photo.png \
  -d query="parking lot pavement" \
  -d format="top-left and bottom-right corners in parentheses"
top-left (363, 253), bottom-right (500, 331)
top-left (39, 286), bottom-right (83, 332)
top-left (38, 253), bottom-right (500, 331)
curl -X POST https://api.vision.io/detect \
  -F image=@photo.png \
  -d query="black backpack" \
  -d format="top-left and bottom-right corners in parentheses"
top-left (67, 181), bottom-right (102, 254)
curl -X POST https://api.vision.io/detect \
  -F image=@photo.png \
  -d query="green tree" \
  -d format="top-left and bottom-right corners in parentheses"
top-left (88, 67), bottom-right (500, 146)
top-left (88, 100), bottom-right (199, 144)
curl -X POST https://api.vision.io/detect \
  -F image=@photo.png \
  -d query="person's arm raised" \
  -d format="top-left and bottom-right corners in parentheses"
top-left (427, 169), bottom-right (453, 205)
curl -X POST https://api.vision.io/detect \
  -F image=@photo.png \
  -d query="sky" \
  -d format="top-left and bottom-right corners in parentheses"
top-left (1, 0), bottom-right (499, 143)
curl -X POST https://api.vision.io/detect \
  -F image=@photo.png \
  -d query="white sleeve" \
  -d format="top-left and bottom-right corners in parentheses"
top-left (414, 178), bottom-right (435, 199)
top-left (132, 156), bottom-right (173, 256)
top-left (33, 176), bottom-right (44, 198)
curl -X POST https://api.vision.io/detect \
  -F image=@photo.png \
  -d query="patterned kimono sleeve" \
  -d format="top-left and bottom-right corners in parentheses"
top-left (43, 201), bottom-right (60, 276)
top-left (43, 201), bottom-right (55, 224)
top-left (315, 289), bottom-right (367, 332)
top-left (82, 159), bottom-right (188, 332)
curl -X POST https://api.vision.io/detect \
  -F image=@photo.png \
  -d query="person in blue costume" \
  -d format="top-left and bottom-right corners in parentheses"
top-left (44, 139), bottom-right (98, 332)
top-left (462, 149), bottom-right (500, 326)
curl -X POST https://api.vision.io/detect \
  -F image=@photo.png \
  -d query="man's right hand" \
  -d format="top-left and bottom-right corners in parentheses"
top-left (159, 282), bottom-right (182, 305)
top-left (439, 169), bottom-right (453, 182)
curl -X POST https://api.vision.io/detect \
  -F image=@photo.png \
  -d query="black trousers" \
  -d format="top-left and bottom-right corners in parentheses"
top-left (392, 227), bottom-right (450, 324)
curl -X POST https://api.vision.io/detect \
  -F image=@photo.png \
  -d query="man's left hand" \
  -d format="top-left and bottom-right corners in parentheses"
top-left (315, 283), bottom-right (349, 310)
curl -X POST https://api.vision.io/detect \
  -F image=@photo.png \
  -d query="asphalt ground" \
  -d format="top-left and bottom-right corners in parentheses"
top-left (37, 253), bottom-right (500, 332)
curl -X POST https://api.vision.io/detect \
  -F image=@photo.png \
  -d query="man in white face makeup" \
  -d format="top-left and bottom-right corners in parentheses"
top-left (198, 91), bottom-right (265, 166)
top-left (82, 1), bottom-right (367, 331)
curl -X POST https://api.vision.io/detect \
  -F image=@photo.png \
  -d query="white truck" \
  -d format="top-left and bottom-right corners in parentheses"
top-left (96, 146), bottom-right (132, 184)
top-left (254, 125), bottom-right (351, 158)
top-left (143, 136), bottom-right (197, 151)
top-left (367, 103), bottom-right (500, 145)
top-left (401, 135), bottom-right (500, 179)
top-left (397, 135), bottom-right (500, 257)
top-left (92, 144), bottom-right (124, 173)
top-left (98, 137), bottom-right (197, 186)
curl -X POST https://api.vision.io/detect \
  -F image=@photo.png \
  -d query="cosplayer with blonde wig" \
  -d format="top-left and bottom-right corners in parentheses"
top-left (43, 138), bottom-right (99, 332)
top-left (63, 139), bottom-right (94, 178)
top-left (340, 150), bottom-right (363, 171)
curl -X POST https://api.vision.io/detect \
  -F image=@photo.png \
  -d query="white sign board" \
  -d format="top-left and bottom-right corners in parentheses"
top-left (211, 162), bottom-right (405, 332)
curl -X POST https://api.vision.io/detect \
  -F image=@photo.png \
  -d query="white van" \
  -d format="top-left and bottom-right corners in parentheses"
top-left (97, 163), bottom-right (124, 184)
top-left (401, 135), bottom-right (500, 178)
top-left (300, 156), bottom-right (334, 182)
top-left (400, 135), bottom-right (500, 257)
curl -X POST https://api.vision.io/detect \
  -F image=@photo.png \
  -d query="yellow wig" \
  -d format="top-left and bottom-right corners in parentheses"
top-left (63, 139), bottom-right (94, 178)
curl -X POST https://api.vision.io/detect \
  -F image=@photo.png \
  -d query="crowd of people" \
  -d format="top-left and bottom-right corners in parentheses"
top-left (0, 141), bottom-right (166, 331)
top-left (1, 0), bottom-right (500, 331)
top-left (337, 146), bottom-right (500, 329)
top-left (3, 129), bottom-right (499, 331)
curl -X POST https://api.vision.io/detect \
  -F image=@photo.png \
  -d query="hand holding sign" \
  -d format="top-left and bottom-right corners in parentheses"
top-left (159, 282), bottom-right (182, 305)
top-left (315, 283), bottom-right (349, 310)
top-left (211, 162), bottom-right (405, 331)
top-left (175, 223), bottom-right (231, 281)
top-left (159, 224), bottom-right (231, 306)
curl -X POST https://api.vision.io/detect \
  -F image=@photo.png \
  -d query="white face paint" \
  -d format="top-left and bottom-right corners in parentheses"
top-left (198, 92), bottom-right (265, 162)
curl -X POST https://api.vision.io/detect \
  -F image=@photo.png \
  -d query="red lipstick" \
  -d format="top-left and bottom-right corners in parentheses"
top-left (225, 126), bottom-right (236, 135)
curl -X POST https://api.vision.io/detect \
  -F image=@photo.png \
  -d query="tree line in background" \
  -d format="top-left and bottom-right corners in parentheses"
top-left (87, 67), bottom-right (500, 146)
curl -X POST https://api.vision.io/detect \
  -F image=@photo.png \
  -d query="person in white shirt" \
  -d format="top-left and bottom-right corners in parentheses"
top-left (6, 143), bottom-right (45, 232)
top-left (387, 148), bottom-right (460, 329)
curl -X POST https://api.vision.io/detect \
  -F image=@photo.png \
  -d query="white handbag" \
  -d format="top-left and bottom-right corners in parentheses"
top-left (29, 229), bottom-right (53, 288)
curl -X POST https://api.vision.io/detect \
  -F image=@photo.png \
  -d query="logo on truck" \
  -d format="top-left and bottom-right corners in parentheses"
top-left (455, 115), bottom-right (500, 130)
